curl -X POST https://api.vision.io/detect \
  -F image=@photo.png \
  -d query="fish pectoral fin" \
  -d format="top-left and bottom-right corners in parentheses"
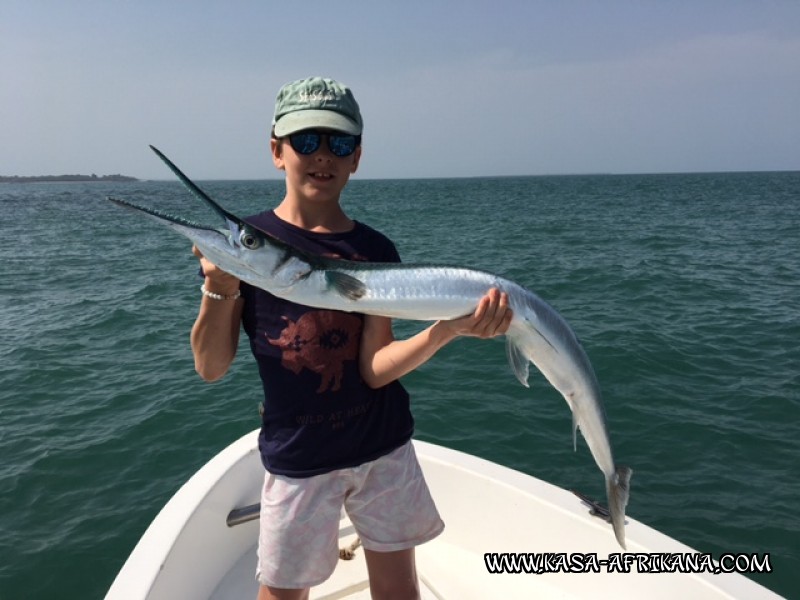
top-left (505, 338), bottom-right (530, 388)
top-left (325, 271), bottom-right (367, 301)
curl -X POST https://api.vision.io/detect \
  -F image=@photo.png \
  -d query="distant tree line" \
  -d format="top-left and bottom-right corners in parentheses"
top-left (0, 174), bottom-right (138, 183)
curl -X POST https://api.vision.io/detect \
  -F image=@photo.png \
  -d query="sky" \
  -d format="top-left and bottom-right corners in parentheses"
top-left (2, 0), bottom-right (799, 180)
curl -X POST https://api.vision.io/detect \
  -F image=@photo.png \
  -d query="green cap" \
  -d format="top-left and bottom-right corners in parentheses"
top-left (272, 77), bottom-right (363, 137)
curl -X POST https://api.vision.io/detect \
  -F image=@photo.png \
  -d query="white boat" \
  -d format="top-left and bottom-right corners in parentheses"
top-left (106, 429), bottom-right (781, 599)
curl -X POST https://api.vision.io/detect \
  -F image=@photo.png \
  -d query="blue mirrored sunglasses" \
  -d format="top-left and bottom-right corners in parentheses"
top-left (288, 130), bottom-right (360, 157)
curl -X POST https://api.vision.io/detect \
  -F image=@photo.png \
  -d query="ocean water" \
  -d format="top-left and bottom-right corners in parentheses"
top-left (1, 171), bottom-right (798, 599)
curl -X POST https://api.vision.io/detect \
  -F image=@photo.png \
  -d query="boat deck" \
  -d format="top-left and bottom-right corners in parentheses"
top-left (209, 517), bottom-right (564, 599)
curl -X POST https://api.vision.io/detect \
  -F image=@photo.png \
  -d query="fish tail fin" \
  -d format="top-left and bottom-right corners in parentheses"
top-left (607, 465), bottom-right (632, 549)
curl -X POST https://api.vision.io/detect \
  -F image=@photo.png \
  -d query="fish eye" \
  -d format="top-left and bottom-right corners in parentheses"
top-left (239, 230), bottom-right (261, 249)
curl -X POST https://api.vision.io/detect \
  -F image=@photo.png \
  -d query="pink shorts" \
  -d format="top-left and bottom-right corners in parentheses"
top-left (256, 441), bottom-right (444, 589)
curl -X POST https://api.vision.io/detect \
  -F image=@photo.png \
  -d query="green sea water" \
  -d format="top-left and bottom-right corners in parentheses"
top-left (1, 172), bottom-right (798, 598)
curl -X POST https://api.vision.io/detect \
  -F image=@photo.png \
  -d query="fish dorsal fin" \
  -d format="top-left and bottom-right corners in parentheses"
top-left (505, 338), bottom-right (530, 388)
top-left (325, 271), bottom-right (367, 301)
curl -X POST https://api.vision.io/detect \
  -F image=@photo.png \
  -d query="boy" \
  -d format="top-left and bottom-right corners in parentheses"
top-left (191, 77), bottom-right (511, 600)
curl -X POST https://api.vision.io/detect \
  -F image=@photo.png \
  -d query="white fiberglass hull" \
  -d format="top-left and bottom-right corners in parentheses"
top-left (106, 430), bottom-right (780, 600)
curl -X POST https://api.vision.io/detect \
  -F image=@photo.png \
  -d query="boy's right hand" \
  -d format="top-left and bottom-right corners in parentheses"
top-left (193, 245), bottom-right (241, 295)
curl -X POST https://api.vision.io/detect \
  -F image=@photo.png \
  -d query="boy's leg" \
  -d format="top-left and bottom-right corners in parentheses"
top-left (345, 442), bottom-right (444, 555)
top-left (257, 585), bottom-right (309, 600)
top-left (363, 548), bottom-right (420, 600)
top-left (256, 471), bottom-right (344, 590)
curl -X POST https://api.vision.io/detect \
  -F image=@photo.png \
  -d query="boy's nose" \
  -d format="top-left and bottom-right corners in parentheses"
top-left (314, 146), bottom-right (334, 160)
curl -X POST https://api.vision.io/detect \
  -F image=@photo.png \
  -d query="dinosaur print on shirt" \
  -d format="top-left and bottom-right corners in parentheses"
top-left (267, 310), bottom-right (362, 393)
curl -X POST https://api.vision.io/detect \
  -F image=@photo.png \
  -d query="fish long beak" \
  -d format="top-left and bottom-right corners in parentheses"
top-left (107, 195), bottom-right (226, 239)
top-left (147, 145), bottom-right (242, 235)
top-left (107, 145), bottom-right (246, 248)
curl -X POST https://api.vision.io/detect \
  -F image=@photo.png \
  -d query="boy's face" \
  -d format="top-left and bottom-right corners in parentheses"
top-left (271, 128), bottom-right (361, 204)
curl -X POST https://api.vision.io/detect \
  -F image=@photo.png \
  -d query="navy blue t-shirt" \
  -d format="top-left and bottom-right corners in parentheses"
top-left (240, 210), bottom-right (413, 477)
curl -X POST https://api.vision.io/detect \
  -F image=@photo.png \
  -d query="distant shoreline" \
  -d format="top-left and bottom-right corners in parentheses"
top-left (0, 174), bottom-right (138, 183)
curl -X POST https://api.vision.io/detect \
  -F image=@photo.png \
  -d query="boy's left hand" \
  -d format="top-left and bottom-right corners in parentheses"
top-left (445, 288), bottom-right (513, 339)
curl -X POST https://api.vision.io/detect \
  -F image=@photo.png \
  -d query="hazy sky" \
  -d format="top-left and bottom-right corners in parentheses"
top-left (3, 1), bottom-right (799, 180)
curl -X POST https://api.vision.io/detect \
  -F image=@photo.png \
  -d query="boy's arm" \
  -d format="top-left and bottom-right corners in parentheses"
top-left (190, 247), bottom-right (244, 382)
top-left (359, 289), bottom-right (512, 389)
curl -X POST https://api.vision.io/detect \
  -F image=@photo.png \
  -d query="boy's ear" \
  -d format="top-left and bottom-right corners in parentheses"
top-left (270, 138), bottom-right (285, 171)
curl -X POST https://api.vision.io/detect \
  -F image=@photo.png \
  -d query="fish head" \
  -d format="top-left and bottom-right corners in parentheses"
top-left (107, 146), bottom-right (309, 291)
top-left (107, 196), bottom-right (287, 283)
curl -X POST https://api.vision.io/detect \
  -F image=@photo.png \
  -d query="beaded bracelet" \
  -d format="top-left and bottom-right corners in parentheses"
top-left (200, 284), bottom-right (241, 301)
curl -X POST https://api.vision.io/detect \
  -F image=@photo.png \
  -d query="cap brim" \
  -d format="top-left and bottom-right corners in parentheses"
top-left (274, 109), bottom-right (362, 136)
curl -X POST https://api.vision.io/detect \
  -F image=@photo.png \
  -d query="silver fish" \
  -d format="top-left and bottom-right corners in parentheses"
top-left (109, 146), bottom-right (632, 548)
